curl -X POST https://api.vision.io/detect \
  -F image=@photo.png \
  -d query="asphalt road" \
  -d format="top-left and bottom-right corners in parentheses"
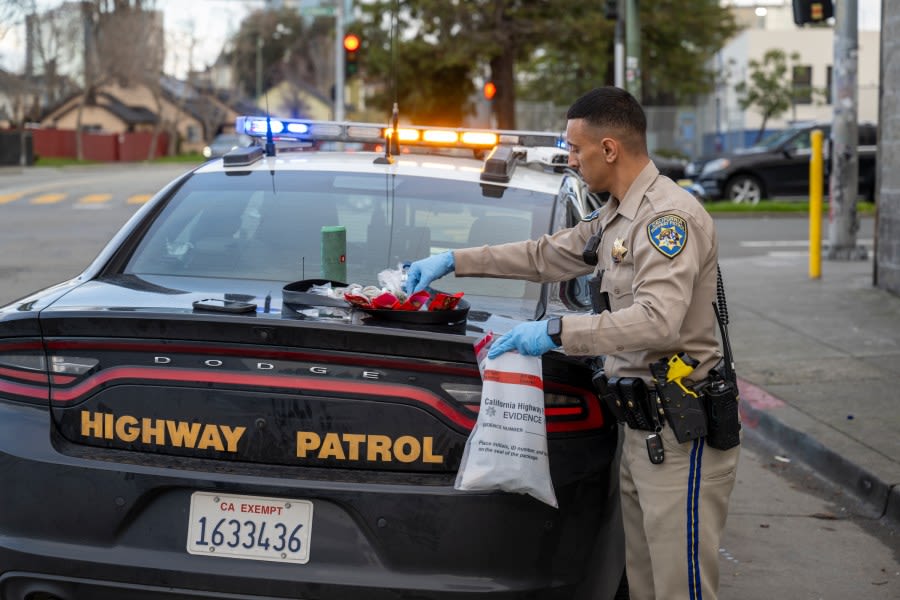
top-left (0, 163), bottom-right (896, 598)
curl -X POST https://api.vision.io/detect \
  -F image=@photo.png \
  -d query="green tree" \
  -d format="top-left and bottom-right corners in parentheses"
top-left (640, 0), bottom-right (739, 105)
top-left (358, 0), bottom-right (738, 128)
top-left (228, 8), bottom-right (334, 100)
top-left (356, 1), bottom-right (479, 126)
top-left (517, 4), bottom-right (615, 106)
top-left (734, 48), bottom-right (825, 143)
top-left (359, 0), bottom-right (564, 128)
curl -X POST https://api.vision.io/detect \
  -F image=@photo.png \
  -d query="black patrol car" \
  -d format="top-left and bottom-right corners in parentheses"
top-left (0, 117), bottom-right (625, 599)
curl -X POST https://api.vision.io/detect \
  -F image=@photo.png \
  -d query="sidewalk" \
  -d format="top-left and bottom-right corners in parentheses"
top-left (722, 250), bottom-right (900, 525)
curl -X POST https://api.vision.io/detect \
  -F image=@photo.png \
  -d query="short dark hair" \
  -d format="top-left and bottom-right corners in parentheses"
top-left (566, 87), bottom-right (647, 152)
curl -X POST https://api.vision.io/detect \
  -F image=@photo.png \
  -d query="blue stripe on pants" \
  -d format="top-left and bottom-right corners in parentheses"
top-left (686, 438), bottom-right (705, 600)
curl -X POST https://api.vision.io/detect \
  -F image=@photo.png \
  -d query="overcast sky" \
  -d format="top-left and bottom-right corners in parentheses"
top-left (0, 0), bottom-right (885, 75)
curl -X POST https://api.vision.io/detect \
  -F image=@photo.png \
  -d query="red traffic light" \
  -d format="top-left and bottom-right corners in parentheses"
top-left (483, 81), bottom-right (497, 101)
top-left (343, 33), bottom-right (361, 52)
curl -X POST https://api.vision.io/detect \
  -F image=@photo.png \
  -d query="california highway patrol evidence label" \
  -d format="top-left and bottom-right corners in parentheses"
top-left (647, 214), bottom-right (688, 258)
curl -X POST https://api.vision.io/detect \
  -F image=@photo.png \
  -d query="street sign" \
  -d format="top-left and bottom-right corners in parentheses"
top-left (297, 0), bottom-right (336, 17)
top-left (299, 6), bottom-right (335, 16)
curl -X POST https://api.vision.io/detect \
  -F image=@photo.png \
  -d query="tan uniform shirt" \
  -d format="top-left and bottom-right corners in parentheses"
top-left (454, 161), bottom-right (722, 381)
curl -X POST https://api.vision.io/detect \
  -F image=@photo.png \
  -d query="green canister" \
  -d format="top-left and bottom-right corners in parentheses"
top-left (320, 225), bottom-right (347, 283)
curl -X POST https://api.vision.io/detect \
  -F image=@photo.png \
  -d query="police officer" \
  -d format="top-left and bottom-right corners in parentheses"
top-left (406, 86), bottom-right (740, 600)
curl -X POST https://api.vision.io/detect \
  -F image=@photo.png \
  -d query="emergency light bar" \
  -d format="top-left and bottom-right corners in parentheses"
top-left (235, 116), bottom-right (565, 151)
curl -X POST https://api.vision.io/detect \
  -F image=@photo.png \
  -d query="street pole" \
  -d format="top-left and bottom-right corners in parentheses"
top-left (810, 129), bottom-right (824, 279)
top-left (614, 0), bottom-right (624, 88)
top-left (255, 35), bottom-right (263, 103)
top-left (625, 0), bottom-right (641, 101)
top-left (334, 0), bottom-right (345, 122)
top-left (828, 0), bottom-right (866, 260)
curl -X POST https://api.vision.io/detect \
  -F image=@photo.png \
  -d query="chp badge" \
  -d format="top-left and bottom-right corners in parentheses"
top-left (647, 214), bottom-right (688, 258)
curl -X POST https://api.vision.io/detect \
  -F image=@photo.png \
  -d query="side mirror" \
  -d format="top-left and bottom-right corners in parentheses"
top-left (557, 275), bottom-right (593, 311)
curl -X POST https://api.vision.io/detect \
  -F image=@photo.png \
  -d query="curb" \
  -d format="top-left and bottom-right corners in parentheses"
top-left (737, 378), bottom-right (897, 525)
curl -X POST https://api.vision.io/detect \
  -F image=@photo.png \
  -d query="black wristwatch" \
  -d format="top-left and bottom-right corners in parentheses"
top-left (546, 317), bottom-right (563, 346)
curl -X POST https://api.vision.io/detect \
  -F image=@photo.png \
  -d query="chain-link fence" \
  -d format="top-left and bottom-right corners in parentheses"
top-left (516, 100), bottom-right (708, 160)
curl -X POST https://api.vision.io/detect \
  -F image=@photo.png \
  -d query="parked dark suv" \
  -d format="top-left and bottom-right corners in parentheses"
top-left (689, 122), bottom-right (877, 204)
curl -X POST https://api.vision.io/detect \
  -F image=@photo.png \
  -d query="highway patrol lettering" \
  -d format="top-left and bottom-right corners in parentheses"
top-left (296, 431), bottom-right (444, 464)
top-left (80, 410), bottom-right (246, 452)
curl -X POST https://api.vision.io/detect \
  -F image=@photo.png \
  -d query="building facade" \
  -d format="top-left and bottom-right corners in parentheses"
top-left (877, 0), bottom-right (899, 294)
top-left (696, 1), bottom-right (880, 156)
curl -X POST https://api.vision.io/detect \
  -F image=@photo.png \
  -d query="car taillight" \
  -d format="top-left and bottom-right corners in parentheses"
top-left (0, 342), bottom-right (49, 404)
top-left (441, 380), bottom-right (604, 433)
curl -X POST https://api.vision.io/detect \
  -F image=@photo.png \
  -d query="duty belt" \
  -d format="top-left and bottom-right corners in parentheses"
top-left (593, 357), bottom-right (741, 450)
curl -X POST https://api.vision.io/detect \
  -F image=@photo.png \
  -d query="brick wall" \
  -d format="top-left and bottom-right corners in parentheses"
top-left (877, 4), bottom-right (900, 294)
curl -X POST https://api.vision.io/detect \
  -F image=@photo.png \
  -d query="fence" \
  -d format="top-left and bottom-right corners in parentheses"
top-left (31, 129), bottom-right (169, 161)
top-left (516, 101), bottom-right (707, 160)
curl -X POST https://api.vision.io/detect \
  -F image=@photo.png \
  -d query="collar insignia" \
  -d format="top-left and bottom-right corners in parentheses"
top-left (647, 214), bottom-right (688, 258)
top-left (611, 238), bottom-right (628, 263)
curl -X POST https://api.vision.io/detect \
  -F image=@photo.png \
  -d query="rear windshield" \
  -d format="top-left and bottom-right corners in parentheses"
top-left (125, 170), bottom-right (555, 302)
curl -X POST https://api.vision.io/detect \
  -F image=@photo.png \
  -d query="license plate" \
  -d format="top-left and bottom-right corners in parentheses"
top-left (186, 492), bottom-right (313, 564)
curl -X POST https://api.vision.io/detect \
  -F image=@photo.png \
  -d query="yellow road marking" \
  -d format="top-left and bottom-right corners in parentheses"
top-left (78, 193), bottom-right (112, 204)
top-left (0, 193), bottom-right (24, 205)
top-left (31, 193), bottom-right (67, 205)
top-left (127, 194), bottom-right (152, 205)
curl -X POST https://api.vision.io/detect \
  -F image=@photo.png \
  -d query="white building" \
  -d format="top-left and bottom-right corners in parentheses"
top-left (695, 1), bottom-right (880, 154)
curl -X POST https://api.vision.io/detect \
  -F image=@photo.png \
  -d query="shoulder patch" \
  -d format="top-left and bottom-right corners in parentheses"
top-left (647, 214), bottom-right (688, 258)
top-left (581, 208), bottom-right (601, 222)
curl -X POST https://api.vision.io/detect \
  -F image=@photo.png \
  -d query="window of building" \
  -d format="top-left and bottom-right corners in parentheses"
top-left (792, 65), bottom-right (813, 105)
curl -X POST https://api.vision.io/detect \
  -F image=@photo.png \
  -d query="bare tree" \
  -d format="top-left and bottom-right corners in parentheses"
top-left (74, 0), bottom-right (162, 158)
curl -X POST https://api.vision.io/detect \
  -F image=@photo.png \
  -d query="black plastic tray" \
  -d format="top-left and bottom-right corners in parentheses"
top-left (282, 279), bottom-right (350, 310)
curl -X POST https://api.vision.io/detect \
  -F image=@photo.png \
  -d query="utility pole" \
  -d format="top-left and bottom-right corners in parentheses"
top-left (614, 0), bottom-right (624, 88)
top-left (828, 0), bottom-right (866, 260)
top-left (625, 0), bottom-right (641, 101)
top-left (334, 0), bottom-right (345, 122)
top-left (255, 36), bottom-right (263, 102)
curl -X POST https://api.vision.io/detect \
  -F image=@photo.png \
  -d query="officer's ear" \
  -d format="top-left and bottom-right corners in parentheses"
top-left (600, 138), bottom-right (618, 163)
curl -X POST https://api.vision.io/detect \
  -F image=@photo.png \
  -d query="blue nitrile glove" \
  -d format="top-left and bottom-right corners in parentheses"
top-left (487, 320), bottom-right (559, 359)
top-left (405, 251), bottom-right (455, 294)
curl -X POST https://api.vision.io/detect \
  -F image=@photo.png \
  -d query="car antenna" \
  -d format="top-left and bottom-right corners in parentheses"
top-left (374, 0), bottom-right (400, 165)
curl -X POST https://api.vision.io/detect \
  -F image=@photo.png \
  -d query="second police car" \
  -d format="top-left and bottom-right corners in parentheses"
top-left (0, 115), bottom-right (629, 599)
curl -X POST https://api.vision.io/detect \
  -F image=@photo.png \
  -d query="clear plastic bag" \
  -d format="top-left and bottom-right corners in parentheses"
top-left (454, 333), bottom-right (558, 508)
top-left (376, 264), bottom-right (408, 302)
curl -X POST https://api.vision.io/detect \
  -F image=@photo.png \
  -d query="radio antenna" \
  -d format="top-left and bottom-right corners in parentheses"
top-left (375, 2), bottom-right (400, 165)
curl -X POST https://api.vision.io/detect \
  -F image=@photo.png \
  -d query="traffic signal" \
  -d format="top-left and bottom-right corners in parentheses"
top-left (792, 0), bottom-right (833, 26)
top-left (343, 33), bottom-right (360, 78)
top-left (604, 0), bottom-right (618, 21)
top-left (483, 81), bottom-right (497, 101)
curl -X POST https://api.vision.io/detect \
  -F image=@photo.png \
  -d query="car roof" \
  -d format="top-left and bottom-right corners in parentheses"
top-left (194, 148), bottom-right (565, 195)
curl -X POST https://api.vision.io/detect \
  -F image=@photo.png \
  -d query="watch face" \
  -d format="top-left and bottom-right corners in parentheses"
top-left (548, 317), bottom-right (562, 344)
top-left (548, 318), bottom-right (560, 335)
